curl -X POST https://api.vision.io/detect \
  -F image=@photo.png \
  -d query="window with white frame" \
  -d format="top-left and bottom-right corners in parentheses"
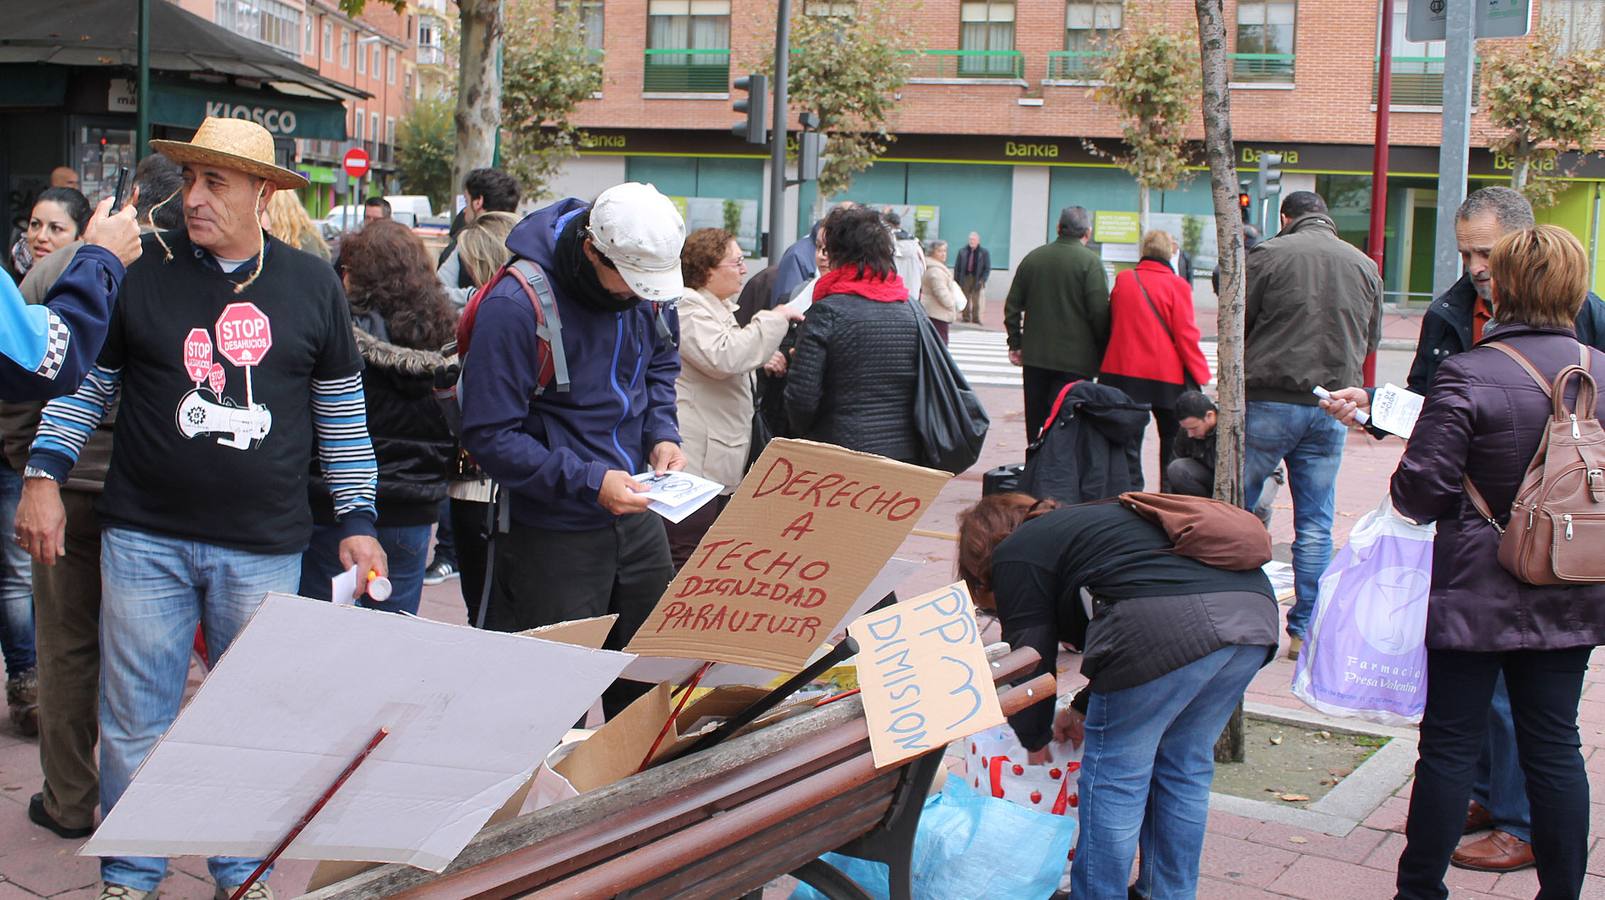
top-left (340, 28), bottom-right (351, 67)
top-left (214, 0), bottom-right (301, 59)
top-left (372, 44), bottom-right (382, 77)
top-left (1234, 0), bottom-right (1296, 82)
top-left (357, 36), bottom-right (366, 73)
top-left (1546, 0), bottom-right (1605, 53)
top-left (304, 14), bottom-right (313, 54)
top-left (356, 108), bottom-right (365, 142)
top-left (385, 117), bottom-right (395, 148)
top-left (959, 1), bottom-right (1016, 75)
top-left (804, 1), bottom-right (855, 15)
top-left (1065, 1), bottom-right (1120, 53)
top-left (370, 112), bottom-right (380, 151)
top-left (323, 20), bottom-right (333, 61)
top-left (647, 0), bottom-right (730, 54)
top-left (1376, 2), bottom-right (1445, 105)
top-left (387, 49), bottom-right (396, 83)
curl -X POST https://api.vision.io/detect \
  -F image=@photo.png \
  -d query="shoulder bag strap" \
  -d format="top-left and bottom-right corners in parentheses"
top-left (1133, 272), bottom-right (1177, 343)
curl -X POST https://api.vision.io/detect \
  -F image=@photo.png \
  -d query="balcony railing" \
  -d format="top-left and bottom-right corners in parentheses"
top-left (906, 49), bottom-right (1025, 80)
top-left (642, 47), bottom-right (731, 93)
top-left (417, 44), bottom-right (446, 66)
top-left (1373, 56), bottom-right (1482, 107)
top-left (1229, 52), bottom-right (1296, 83)
top-left (1046, 50), bottom-right (1108, 81)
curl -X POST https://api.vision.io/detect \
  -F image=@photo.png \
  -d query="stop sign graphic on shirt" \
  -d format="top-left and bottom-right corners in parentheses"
top-left (215, 303), bottom-right (273, 367)
top-left (183, 328), bottom-right (213, 383)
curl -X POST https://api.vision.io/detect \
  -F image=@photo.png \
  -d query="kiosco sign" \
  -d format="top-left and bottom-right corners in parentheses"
top-left (204, 102), bottom-right (298, 135)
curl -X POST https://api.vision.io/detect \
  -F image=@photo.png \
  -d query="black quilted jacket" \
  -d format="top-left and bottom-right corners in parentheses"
top-left (784, 293), bottom-right (921, 463)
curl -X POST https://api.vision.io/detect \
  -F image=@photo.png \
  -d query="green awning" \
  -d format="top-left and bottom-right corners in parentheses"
top-left (151, 79), bottom-right (347, 141)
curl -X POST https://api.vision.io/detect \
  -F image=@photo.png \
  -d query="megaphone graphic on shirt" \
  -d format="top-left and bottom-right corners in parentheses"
top-left (175, 389), bottom-right (272, 451)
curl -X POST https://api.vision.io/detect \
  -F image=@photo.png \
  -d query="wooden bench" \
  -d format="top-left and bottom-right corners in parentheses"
top-left (304, 644), bottom-right (1052, 900)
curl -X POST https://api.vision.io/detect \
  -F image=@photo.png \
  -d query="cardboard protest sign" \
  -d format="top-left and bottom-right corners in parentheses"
top-left (849, 582), bottom-right (1005, 769)
top-left (626, 439), bottom-right (950, 671)
top-left (83, 594), bottom-right (632, 872)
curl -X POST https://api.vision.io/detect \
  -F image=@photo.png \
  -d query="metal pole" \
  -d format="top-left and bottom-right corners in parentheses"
top-left (768, 0), bottom-right (792, 262)
top-left (1432, 0), bottom-right (1477, 296)
top-left (1364, 0), bottom-right (1394, 387)
top-left (136, 0), bottom-right (151, 160)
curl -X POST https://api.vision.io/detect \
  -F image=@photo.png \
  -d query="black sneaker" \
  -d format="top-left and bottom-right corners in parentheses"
top-left (423, 560), bottom-right (458, 586)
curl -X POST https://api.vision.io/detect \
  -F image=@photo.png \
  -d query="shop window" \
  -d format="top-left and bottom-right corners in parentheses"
top-left (1233, 0), bottom-right (1295, 83)
top-left (1546, 0), bottom-right (1605, 53)
top-left (1056, 1), bottom-right (1121, 80)
top-left (960, 1), bottom-right (1016, 76)
top-left (644, 1), bottom-right (732, 93)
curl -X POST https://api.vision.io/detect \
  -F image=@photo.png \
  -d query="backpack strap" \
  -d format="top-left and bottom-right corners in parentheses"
top-left (508, 260), bottom-right (571, 395)
top-left (1464, 476), bottom-right (1504, 534)
top-left (1484, 341), bottom-right (1552, 397)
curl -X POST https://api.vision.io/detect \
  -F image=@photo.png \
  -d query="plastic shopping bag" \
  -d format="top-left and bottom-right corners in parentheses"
top-left (1292, 497), bottom-right (1434, 725)
top-left (788, 778), bottom-right (1077, 900)
top-left (964, 724), bottom-right (1082, 820)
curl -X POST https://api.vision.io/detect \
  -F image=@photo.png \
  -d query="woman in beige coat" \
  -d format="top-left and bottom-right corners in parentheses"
top-left (920, 238), bottom-right (967, 343)
top-left (667, 228), bottom-right (804, 565)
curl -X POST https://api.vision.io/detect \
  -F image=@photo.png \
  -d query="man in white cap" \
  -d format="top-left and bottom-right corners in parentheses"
top-left (24, 117), bottom-right (385, 900)
top-left (459, 183), bottom-right (686, 717)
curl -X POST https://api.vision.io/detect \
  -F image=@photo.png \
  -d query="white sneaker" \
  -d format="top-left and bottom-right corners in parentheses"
top-left (98, 886), bottom-right (152, 900)
top-left (214, 884), bottom-right (274, 900)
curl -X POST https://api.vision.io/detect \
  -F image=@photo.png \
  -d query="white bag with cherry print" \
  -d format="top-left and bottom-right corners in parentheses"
top-left (963, 724), bottom-right (1082, 820)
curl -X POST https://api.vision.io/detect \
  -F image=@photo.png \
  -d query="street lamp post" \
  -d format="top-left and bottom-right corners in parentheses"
top-left (768, 0), bottom-right (792, 261)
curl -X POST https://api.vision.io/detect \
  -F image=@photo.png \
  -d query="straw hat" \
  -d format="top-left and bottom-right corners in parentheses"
top-left (150, 117), bottom-right (308, 189)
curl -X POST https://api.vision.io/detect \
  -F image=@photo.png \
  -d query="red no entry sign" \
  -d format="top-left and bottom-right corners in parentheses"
top-left (342, 147), bottom-right (370, 179)
top-left (215, 302), bottom-right (273, 368)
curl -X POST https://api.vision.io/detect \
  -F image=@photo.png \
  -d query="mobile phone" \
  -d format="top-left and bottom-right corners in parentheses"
top-left (110, 166), bottom-right (131, 212)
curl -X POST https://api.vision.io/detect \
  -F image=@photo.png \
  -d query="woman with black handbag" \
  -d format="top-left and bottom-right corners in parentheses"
top-left (1099, 230), bottom-right (1213, 490)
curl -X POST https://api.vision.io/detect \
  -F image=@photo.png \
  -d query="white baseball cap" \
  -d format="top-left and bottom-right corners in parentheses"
top-left (586, 182), bottom-right (687, 302)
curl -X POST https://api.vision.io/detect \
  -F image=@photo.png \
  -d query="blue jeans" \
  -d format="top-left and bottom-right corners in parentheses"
top-left (1242, 401), bottom-right (1347, 639)
top-left (99, 528), bottom-right (301, 892)
top-left (0, 466), bottom-right (35, 676)
top-left (298, 523), bottom-right (431, 615)
top-left (1472, 674), bottom-right (1532, 842)
top-left (1072, 644), bottom-right (1267, 900)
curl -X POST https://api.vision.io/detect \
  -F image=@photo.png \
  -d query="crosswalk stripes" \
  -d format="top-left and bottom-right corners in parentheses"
top-left (944, 328), bottom-right (1219, 390)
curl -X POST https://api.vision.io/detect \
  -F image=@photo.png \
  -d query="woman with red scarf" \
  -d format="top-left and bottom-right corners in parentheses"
top-left (784, 205), bottom-right (922, 463)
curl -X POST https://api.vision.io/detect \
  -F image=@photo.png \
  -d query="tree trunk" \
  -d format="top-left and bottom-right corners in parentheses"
top-left (453, 0), bottom-right (502, 197)
top-left (1195, 0), bottom-right (1248, 766)
top-left (1512, 156), bottom-right (1531, 192)
top-left (1139, 183), bottom-right (1151, 236)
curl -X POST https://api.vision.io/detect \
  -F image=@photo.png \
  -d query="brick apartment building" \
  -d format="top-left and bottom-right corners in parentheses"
top-left (549, 0), bottom-right (1605, 303)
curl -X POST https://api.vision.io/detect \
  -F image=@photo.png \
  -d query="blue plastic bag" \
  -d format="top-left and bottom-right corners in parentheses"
top-left (790, 777), bottom-right (1076, 900)
top-left (1292, 498), bottom-right (1434, 725)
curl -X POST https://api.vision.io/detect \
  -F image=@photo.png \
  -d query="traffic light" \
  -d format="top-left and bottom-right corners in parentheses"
top-left (1256, 152), bottom-right (1284, 200)
top-left (798, 131), bottom-right (826, 182)
top-left (732, 74), bottom-right (768, 145)
top-left (1239, 190), bottom-right (1252, 221)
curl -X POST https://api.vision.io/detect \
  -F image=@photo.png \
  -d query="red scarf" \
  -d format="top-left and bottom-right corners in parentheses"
top-left (813, 266), bottom-right (909, 303)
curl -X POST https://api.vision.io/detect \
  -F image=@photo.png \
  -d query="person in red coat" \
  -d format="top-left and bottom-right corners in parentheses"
top-left (1100, 230), bottom-right (1212, 490)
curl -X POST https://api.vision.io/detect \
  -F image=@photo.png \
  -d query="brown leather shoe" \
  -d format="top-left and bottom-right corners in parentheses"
top-left (1450, 830), bottom-right (1535, 872)
top-left (1464, 800), bottom-right (1494, 834)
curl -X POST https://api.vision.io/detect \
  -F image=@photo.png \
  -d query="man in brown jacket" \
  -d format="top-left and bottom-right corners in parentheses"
top-left (1241, 190), bottom-right (1383, 661)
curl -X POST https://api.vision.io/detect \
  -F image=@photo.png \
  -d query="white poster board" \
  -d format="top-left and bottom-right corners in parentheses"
top-left (82, 594), bottom-right (632, 872)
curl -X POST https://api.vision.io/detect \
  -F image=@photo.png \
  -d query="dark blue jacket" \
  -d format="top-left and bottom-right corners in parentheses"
top-left (459, 199), bottom-right (681, 531)
top-left (0, 245), bottom-right (123, 400)
top-left (1408, 275), bottom-right (1605, 394)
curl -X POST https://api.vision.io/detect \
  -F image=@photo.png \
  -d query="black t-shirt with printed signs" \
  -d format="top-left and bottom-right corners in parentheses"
top-left (95, 231), bottom-right (362, 554)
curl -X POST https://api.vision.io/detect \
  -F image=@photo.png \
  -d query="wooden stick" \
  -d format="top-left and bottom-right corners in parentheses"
top-left (228, 726), bottom-right (390, 900)
top-left (911, 528), bottom-right (958, 541)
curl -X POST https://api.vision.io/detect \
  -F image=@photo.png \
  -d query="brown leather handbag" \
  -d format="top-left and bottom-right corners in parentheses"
top-left (1466, 342), bottom-right (1605, 585)
top-left (1118, 491), bottom-right (1272, 571)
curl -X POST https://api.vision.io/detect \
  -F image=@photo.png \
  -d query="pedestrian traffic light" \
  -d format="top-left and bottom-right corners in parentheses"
top-left (1256, 152), bottom-right (1284, 200)
top-left (732, 74), bottom-right (768, 145)
top-left (1239, 190), bottom-right (1252, 221)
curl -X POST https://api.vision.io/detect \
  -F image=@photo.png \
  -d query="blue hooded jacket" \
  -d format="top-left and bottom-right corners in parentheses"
top-left (0, 245), bottom-right (124, 400)
top-left (459, 198), bottom-right (681, 531)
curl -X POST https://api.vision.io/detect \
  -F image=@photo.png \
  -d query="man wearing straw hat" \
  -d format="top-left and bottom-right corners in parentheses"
top-left (26, 117), bottom-right (386, 900)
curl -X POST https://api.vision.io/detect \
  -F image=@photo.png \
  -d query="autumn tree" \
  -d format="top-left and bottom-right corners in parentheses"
top-left (338, 0), bottom-right (501, 198)
top-left (761, 1), bottom-right (913, 200)
top-left (1483, 28), bottom-right (1605, 207)
top-left (1193, 0), bottom-right (1248, 764)
top-left (500, 0), bottom-right (604, 200)
top-left (1093, 0), bottom-right (1200, 232)
top-left (396, 95), bottom-right (456, 211)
